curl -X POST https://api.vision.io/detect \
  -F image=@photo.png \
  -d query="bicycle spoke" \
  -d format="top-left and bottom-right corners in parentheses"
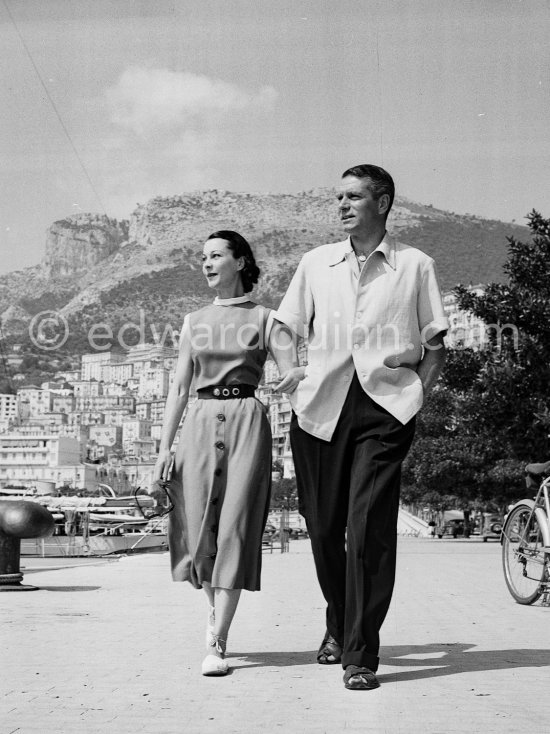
top-left (502, 504), bottom-right (547, 604)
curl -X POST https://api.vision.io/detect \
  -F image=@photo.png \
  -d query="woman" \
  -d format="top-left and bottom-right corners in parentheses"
top-left (153, 230), bottom-right (303, 677)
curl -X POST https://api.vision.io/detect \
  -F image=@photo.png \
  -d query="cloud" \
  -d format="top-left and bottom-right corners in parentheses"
top-left (106, 66), bottom-right (278, 135)
top-left (99, 66), bottom-right (279, 214)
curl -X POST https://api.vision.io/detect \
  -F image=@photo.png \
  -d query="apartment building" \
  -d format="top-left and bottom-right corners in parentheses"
top-left (51, 394), bottom-right (76, 414)
top-left (122, 418), bottom-right (152, 455)
top-left (17, 386), bottom-right (53, 418)
top-left (138, 367), bottom-right (170, 399)
top-left (135, 399), bottom-right (166, 422)
top-left (150, 399), bottom-right (166, 424)
top-left (71, 380), bottom-right (103, 398)
top-left (0, 393), bottom-right (17, 431)
top-left (0, 433), bottom-right (93, 489)
top-left (101, 361), bottom-right (134, 385)
top-left (101, 407), bottom-right (134, 426)
top-left (442, 284), bottom-right (486, 349)
top-left (81, 351), bottom-right (126, 381)
top-left (74, 394), bottom-right (135, 412)
top-left (89, 424), bottom-right (122, 449)
top-left (54, 369), bottom-right (81, 383)
top-left (10, 422), bottom-right (87, 443)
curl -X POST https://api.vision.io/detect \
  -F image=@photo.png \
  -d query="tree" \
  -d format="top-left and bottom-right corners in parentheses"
top-left (448, 210), bottom-right (550, 461)
top-left (402, 387), bottom-right (525, 512)
top-left (404, 211), bottom-right (550, 513)
top-left (270, 477), bottom-right (298, 510)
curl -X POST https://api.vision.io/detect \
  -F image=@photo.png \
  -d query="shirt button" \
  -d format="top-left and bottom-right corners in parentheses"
top-left (217, 413), bottom-right (225, 422)
top-left (215, 441), bottom-right (225, 450)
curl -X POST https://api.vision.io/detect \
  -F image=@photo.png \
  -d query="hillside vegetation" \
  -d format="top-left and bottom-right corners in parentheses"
top-left (0, 190), bottom-right (530, 357)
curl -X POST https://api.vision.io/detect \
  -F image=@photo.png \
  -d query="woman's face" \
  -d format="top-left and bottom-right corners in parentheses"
top-left (201, 238), bottom-right (244, 294)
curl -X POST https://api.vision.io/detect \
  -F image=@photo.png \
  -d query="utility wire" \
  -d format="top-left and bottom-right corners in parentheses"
top-left (375, 24), bottom-right (384, 164)
top-left (3, 0), bottom-right (107, 212)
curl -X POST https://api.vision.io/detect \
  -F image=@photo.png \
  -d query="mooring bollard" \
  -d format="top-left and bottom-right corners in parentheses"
top-left (0, 500), bottom-right (55, 591)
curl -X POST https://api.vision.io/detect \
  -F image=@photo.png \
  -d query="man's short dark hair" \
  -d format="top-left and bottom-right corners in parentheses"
top-left (342, 164), bottom-right (395, 217)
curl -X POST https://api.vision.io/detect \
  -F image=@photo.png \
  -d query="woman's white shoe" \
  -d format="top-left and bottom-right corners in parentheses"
top-left (201, 635), bottom-right (228, 676)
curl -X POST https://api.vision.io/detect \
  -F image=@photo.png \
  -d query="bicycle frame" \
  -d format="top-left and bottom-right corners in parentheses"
top-left (504, 477), bottom-right (550, 549)
top-left (501, 471), bottom-right (550, 605)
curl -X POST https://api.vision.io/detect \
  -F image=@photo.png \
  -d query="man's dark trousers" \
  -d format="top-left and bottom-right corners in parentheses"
top-left (290, 372), bottom-right (416, 671)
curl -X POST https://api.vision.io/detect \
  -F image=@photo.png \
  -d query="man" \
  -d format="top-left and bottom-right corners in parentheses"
top-left (275, 164), bottom-right (448, 690)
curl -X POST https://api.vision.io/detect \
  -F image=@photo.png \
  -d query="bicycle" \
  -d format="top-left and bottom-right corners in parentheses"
top-left (501, 461), bottom-right (550, 605)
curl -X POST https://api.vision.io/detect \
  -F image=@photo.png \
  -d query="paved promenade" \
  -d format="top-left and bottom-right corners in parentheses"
top-left (2, 538), bottom-right (550, 734)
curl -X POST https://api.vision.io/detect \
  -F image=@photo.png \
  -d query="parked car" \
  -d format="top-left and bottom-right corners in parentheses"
top-left (481, 513), bottom-right (503, 542)
top-left (436, 518), bottom-right (465, 538)
top-left (289, 526), bottom-right (309, 539)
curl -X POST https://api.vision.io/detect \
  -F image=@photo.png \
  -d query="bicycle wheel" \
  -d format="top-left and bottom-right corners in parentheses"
top-left (502, 504), bottom-right (548, 604)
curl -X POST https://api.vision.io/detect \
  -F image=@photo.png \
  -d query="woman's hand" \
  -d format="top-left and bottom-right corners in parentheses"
top-left (274, 366), bottom-right (306, 394)
top-left (153, 449), bottom-right (174, 484)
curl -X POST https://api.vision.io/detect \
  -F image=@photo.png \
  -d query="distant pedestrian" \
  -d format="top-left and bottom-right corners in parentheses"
top-left (275, 164), bottom-right (448, 690)
top-left (153, 230), bottom-right (302, 677)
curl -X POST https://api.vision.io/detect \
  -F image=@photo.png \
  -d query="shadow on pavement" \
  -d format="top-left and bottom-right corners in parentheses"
top-left (379, 642), bottom-right (550, 682)
top-left (229, 650), bottom-right (317, 668)
top-left (32, 585), bottom-right (101, 592)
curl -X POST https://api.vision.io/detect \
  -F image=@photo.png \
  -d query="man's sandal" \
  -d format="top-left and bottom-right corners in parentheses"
top-left (343, 665), bottom-right (380, 690)
top-left (316, 631), bottom-right (342, 665)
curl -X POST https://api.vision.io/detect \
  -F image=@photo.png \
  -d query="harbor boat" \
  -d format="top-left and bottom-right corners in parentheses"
top-left (21, 527), bottom-right (168, 558)
top-left (0, 485), bottom-right (168, 558)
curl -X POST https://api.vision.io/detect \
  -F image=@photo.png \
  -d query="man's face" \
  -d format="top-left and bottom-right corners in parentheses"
top-left (337, 175), bottom-right (387, 236)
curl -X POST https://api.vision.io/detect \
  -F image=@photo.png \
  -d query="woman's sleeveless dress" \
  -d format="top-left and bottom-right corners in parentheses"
top-left (168, 301), bottom-right (272, 591)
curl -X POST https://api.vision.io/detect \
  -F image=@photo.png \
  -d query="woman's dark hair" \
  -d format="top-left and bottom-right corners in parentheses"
top-left (206, 230), bottom-right (260, 293)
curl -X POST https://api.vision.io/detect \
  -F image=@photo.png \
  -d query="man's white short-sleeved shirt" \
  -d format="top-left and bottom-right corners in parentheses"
top-left (274, 234), bottom-right (449, 440)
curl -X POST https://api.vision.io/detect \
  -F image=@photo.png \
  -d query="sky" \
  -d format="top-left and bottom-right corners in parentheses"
top-left (1, 0), bottom-right (549, 274)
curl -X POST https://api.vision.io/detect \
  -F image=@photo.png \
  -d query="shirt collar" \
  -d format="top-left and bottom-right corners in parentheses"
top-left (328, 234), bottom-right (396, 270)
top-left (213, 295), bottom-right (252, 306)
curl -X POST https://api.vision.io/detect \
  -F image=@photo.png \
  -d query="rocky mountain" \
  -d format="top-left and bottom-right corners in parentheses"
top-left (43, 214), bottom-right (128, 279)
top-left (0, 189), bottom-right (530, 354)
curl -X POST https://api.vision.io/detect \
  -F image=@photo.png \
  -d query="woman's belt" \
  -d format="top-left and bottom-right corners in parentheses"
top-left (197, 384), bottom-right (256, 400)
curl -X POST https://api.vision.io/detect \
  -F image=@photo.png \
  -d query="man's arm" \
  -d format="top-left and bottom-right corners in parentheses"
top-left (273, 255), bottom-right (314, 339)
top-left (268, 321), bottom-right (306, 394)
top-left (417, 332), bottom-right (446, 397)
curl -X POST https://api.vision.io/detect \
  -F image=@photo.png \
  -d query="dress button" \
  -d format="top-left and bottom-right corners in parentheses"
top-left (214, 468), bottom-right (222, 477)
top-left (217, 413), bottom-right (225, 422)
top-left (215, 441), bottom-right (225, 450)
